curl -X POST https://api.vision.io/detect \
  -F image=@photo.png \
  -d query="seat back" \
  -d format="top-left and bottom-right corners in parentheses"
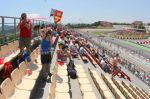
top-left (11, 68), bottom-right (22, 86)
top-left (1, 45), bottom-right (10, 57)
top-left (30, 51), bottom-right (35, 62)
top-left (0, 92), bottom-right (6, 99)
top-left (33, 49), bottom-right (38, 59)
top-left (19, 61), bottom-right (27, 76)
top-left (14, 40), bottom-right (19, 50)
top-left (8, 42), bottom-right (15, 52)
top-left (0, 78), bottom-right (15, 98)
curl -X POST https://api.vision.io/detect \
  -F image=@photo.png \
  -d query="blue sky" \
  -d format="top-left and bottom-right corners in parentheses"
top-left (0, 0), bottom-right (150, 23)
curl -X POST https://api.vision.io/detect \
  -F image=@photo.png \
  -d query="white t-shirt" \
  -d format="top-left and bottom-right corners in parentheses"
top-left (100, 59), bottom-right (106, 67)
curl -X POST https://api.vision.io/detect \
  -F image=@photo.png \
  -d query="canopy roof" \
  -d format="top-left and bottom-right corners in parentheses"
top-left (27, 14), bottom-right (48, 21)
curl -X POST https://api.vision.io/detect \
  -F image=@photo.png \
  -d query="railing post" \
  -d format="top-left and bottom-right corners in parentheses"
top-left (14, 18), bottom-right (17, 40)
top-left (32, 19), bottom-right (35, 27)
top-left (2, 17), bottom-right (6, 44)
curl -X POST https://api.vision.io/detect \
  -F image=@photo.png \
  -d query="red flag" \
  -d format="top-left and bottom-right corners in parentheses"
top-left (54, 10), bottom-right (63, 23)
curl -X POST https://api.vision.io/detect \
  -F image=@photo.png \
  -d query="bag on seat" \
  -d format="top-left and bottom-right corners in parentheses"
top-left (67, 60), bottom-right (77, 79)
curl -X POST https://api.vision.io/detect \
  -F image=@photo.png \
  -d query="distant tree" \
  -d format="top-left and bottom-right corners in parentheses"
top-left (65, 23), bottom-right (92, 28)
top-left (91, 21), bottom-right (100, 26)
top-left (138, 23), bottom-right (145, 29)
top-left (112, 22), bottom-right (131, 25)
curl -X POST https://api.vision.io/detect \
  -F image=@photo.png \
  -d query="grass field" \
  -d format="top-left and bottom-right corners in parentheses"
top-left (96, 26), bottom-right (114, 29)
top-left (93, 31), bottom-right (109, 36)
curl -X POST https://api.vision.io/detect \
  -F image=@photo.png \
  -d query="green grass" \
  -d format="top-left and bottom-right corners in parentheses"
top-left (123, 41), bottom-right (150, 52)
top-left (93, 31), bottom-right (109, 36)
top-left (96, 26), bottom-right (114, 29)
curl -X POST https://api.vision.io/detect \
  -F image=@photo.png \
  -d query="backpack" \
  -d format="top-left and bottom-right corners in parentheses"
top-left (67, 60), bottom-right (77, 79)
top-left (67, 60), bottom-right (75, 69)
top-left (68, 69), bottom-right (77, 79)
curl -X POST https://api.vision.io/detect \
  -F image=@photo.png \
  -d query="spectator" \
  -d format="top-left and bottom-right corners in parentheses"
top-left (18, 13), bottom-right (32, 53)
top-left (100, 59), bottom-right (106, 68)
top-left (70, 43), bottom-right (78, 58)
top-left (79, 46), bottom-right (85, 56)
top-left (39, 28), bottom-right (52, 81)
top-left (99, 49), bottom-right (105, 62)
top-left (57, 43), bottom-right (71, 62)
top-left (62, 45), bottom-right (72, 61)
top-left (57, 43), bottom-right (65, 61)
top-left (112, 53), bottom-right (121, 78)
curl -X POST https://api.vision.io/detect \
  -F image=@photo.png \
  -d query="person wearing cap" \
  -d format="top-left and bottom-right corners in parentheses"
top-left (18, 13), bottom-right (32, 53)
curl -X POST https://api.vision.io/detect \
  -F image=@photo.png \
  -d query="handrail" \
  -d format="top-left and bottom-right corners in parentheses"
top-left (0, 16), bottom-right (48, 46)
top-left (0, 16), bottom-right (20, 19)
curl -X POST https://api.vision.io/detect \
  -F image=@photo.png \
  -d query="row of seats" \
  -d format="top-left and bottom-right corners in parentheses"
top-left (129, 84), bottom-right (145, 99)
top-left (122, 81), bottom-right (150, 99)
top-left (50, 36), bottom-right (65, 99)
top-left (101, 74), bottom-right (126, 99)
top-left (85, 47), bottom-right (101, 66)
top-left (76, 64), bottom-right (97, 99)
top-left (88, 69), bottom-right (115, 99)
top-left (49, 38), bottom-right (70, 99)
top-left (136, 87), bottom-right (150, 98)
top-left (48, 63), bottom-right (70, 99)
top-left (56, 64), bottom-right (70, 99)
top-left (0, 46), bottom-right (41, 99)
top-left (112, 78), bottom-right (133, 98)
top-left (0, 40), bottom-right (20, 70)
top-left (84, 48), bottom-right (97, 66)
top-left (0, 40), bottom-right (19, 58)
top-left (121, 81), bottom-right (141, 99)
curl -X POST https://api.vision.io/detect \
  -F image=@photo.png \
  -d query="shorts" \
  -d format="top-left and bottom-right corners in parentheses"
top-left (113, 66), bottom-right (118, 75)
top-left (41, 52), bottom-right (51, 64)
top-left (19, 37), bottom-right (31, 50)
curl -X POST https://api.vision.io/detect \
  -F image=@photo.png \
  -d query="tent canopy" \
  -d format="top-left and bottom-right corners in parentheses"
top-left (27, 14), bottom-right (48, 21)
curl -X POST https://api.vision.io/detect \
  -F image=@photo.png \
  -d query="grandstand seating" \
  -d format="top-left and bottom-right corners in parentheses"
top-left (112, 78), bottom-right (133, 98)
top-left (49, 63), bottom-right (71, 99)
top-left (89, 69), bottom-right (115, 99)
top-left (122, 81), bottom-right (141, 99)
top-left (11, 68), bottom-right (36, 91)
top-left (76, 64), bottom-right (97, 99)
top-left (101, 74), bottom-right (126, 99)
top-left (0, 40), bottom-right (20, 70)
top-left (1, 31), bottom-right (150, 99)
top-left (19, 61), bottom-right (40, 80)
top-left (0, 78), bottom-right (31, 99)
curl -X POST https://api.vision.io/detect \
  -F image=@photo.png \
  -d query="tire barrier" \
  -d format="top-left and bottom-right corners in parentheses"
top-left (137, 40), bottom-right (150, 44)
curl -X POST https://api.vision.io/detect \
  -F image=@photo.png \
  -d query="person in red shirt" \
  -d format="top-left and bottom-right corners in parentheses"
top-left (18, 13), bottom-right (32, 53)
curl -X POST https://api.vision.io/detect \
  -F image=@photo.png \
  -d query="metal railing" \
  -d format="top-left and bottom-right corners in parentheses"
top-left (0, 16), bottom-right (48, 45)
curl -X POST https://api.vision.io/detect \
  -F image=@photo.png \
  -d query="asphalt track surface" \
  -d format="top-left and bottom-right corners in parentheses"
top-left (101, 37), bottom-right (150, 60)
top-left (78, 29), bottom-right (150, 60)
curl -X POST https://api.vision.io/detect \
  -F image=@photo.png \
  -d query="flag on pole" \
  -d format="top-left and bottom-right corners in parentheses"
top-left (50, 8), bottom-right (56, 16)
top-left (53, 10), bottom-right (63, 23)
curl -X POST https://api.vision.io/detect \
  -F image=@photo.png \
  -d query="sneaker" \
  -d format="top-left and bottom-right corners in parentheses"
top-left (46, 78), bottom-right (51, 83)
top-left (48, 73), bottom-right (52, 78)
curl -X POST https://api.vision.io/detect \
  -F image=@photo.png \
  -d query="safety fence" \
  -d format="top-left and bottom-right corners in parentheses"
top-left (0, 16), bottom-right (47, 45)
